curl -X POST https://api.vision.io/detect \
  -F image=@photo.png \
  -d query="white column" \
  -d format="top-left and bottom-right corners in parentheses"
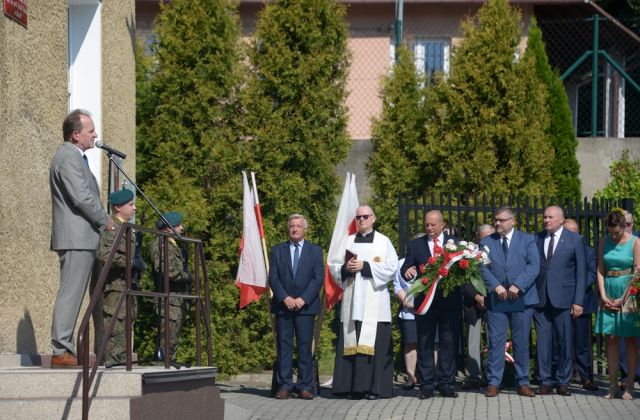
top-left (68, 0), bottom-right (102, 185)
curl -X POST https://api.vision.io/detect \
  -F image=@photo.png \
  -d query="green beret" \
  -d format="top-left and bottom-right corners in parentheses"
top-left (108, 189), bottom-right (134, 206)
top-left (157, 211), bottom-right (183, 229)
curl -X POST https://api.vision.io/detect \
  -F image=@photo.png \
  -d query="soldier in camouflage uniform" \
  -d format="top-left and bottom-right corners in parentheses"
top-left (149, 211), bottom-right (192, 361)
top-left (96, 189), bottom-right (146, 367)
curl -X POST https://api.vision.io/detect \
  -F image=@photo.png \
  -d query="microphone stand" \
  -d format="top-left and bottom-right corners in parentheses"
top-left (105, 152), bottom-right (179, 237)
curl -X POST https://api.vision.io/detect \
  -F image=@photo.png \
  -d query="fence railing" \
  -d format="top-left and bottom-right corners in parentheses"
top-left (76, 222), bottom-right (213, 420)
top-left (398, 192), bottom-right (633, 376)
top-left (398, 193), bottom-right (632, 256)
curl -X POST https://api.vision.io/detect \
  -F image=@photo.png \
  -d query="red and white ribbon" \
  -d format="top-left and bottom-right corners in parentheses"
top-left (415, 251), bottom-right (466, 315)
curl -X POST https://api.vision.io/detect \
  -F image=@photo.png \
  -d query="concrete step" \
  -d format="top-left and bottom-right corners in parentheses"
top-left (0, 397), bottom-right (131, 420)
top-left (0, 365), bottom-right (223, 420)
top-left (0, 367), bottom-right (142, 399)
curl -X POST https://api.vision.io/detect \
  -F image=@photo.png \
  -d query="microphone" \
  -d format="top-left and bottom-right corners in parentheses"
top-left (95, 140), bottom-right (127, 159)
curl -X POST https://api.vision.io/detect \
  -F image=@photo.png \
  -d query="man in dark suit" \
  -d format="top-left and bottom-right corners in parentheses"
top-left (461, 224), bottom-right (495, 390)
top-left (49, 109), bottom-right (114, 367)
top-left (480, 206), bottom-right (539, 398)
top-left (563, 218), bottom-right (599, 391)
top-left (401, 210), bottom-right (461, 399)
top-left (533, 207), bottom-right (586, 396)
top-left (268, 214), bottom-right (324, 400)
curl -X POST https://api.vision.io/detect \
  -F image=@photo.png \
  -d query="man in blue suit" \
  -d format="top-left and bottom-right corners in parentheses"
top-left (563, 218), bottom-right (599, 391)
top-left (269, 214), bottom-right (324, 400)
top-left (480, 206), bottom-right (539, 398)
top-left (533, 207), bottom-right (586, 396)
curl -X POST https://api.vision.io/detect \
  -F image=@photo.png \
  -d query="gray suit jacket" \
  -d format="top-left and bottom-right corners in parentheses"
top-left (50, 142), bottom-right (108, 250)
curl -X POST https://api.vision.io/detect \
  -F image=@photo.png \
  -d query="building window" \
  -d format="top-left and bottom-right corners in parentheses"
top-left (389, 39), bottom-right (451, 81)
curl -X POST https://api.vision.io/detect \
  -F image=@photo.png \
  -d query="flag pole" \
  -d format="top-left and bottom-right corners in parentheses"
top-left (250, 172), bottom-right (278, 394)
top-left (251, 172), bottom-right (269, 275)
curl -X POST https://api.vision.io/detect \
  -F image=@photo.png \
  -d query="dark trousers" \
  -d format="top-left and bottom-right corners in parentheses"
top-left (416, 306), bottom-right (460, 392)
top-left (572, 312), bottom-right (593, 383)
top-left (534, 306), bottom-right (573, 386)
top-left (275, 313), bottom-right (315, 393)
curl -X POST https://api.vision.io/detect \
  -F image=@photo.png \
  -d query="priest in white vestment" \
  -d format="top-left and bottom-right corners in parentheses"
top-left (330, 205), bottom-right (398, 399)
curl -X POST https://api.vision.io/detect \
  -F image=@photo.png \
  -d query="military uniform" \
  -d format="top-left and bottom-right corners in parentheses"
top-left (150, 212), bottom-right (191, 360)
top-left (95, 189), bottom-right (140, 366)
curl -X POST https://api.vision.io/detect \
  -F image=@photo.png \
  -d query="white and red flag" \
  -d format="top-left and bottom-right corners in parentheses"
top-left (236, 171), bottom-right (268, 308)
top-left (324, 173), bottom-right (359, 310)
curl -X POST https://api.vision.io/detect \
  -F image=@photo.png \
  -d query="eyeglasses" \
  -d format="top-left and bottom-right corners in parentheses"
top-left (355, 214), bottom-right (372, 220)
top-left (494, 217), bottom-right (514, 223)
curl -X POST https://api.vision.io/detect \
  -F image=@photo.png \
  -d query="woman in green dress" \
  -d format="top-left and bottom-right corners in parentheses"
top-left (595, 209), bottom-right (640, 400)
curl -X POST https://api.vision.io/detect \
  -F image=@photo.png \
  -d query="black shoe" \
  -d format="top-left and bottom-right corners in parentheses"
top-left (418, 390), bottom-right (434, 399)
top-left (462, 378), bottom-right (481, 390)
top-left (402, 377), bottom-right (416, 390)
top-left (439, 387), bottom-right (459, 398)
top-left (348, 392), bottom-right (364, 400)
top-left (365, 393), bottom-right (379, 400)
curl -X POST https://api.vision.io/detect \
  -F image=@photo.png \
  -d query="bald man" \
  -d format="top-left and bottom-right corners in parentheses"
top-left (401, 210), bottom-right (461, 399)
top-left (533, 206), bottom-right (586, 396)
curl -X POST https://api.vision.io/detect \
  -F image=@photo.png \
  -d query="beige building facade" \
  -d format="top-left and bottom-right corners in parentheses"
top-left (136, 0), bottom-right (638, 196)
top-left (0, 0), bottom-right (136, 358)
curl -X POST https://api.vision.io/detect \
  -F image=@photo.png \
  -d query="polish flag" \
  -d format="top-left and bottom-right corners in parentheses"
top-left (236, 171), bottom-right (268, 308)
top-left (324, 173), bottom-right (359, 310)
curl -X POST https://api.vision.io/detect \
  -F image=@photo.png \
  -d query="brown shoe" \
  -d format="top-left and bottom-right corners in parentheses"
top-left (485, 385), bottom-right (499, 397)
top-left (51, 352), bottom-right (96, 368)
top-left (275, 389), bottom-right (290, 399)
top-left (517, 385), bottom-right (535, 397)
top-left (556, 385), bottom-right (571, 396)
top-left (51, 352), bottom-right (79, 368)
top-left (582, 380), bottom-right (599, 391)
top-left (298, 389), bottom-right (314, 400)
top-left (536, 385), bottom-right (553, 395)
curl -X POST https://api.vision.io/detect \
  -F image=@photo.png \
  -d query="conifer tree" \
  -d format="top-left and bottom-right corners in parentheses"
top-left (417, 0), bottom-right (556, 196)
top-left (368, 46), bottom-right (428, 244)
top-left (135, 0), bottom-right (275, 374)
top-left (242, 0), bottom-right (351, 245)
top-left (525, 19), bottom-right (581, 198)
top-left (596, 150), bottom-right (640, 221)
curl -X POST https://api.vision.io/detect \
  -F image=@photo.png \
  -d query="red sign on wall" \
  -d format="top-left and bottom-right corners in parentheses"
top-left (3, 0), bottom-right (27, 29)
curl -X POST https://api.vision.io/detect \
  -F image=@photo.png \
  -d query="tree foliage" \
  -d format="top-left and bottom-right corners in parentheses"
top-left (242, 0), bottom-right (351, 245)
top-left (595, 149), bottom-right (640, 221)
top-left (367, 46), bottom-right (428, 245)
top-left (239, 0), bottom-right (351, 371)
top-left (416, 0), bottom-right (555, 196)
top-left (525, 18), bottom-right (581, 198)
top-left (135, 0), bottom-right (274, 375)
top-left (135, 0), bottom-right (350, 375)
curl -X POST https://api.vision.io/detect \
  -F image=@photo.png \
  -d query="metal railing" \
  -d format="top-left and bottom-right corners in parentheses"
top-left (76, 222), bottom-right (213, 420)
top-left (398, 192), bottom-right (633, 376)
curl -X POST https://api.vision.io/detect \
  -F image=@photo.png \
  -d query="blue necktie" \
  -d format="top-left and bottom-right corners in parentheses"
top-left (547, 233), bottom-right (555, 262)
top-left (502, 236), bottom-right (509, 259)
top-left (82, 154), bottom-right (89, 167)
top-left (293, 243), bottom-right (300, 275)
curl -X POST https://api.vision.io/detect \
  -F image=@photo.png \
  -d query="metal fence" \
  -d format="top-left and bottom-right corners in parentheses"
top-left (345, 8), bottom-right (640, 141)
top-left (397, 192), bottom-right (631, 256)
top-left (397, 192), bottom-right (633, 375)
top-left (538, 15), bottom-right (640, 138)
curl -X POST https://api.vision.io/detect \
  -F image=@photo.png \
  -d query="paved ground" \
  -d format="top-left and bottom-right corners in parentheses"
top-left (219, 376), bottom-right (640, 420)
